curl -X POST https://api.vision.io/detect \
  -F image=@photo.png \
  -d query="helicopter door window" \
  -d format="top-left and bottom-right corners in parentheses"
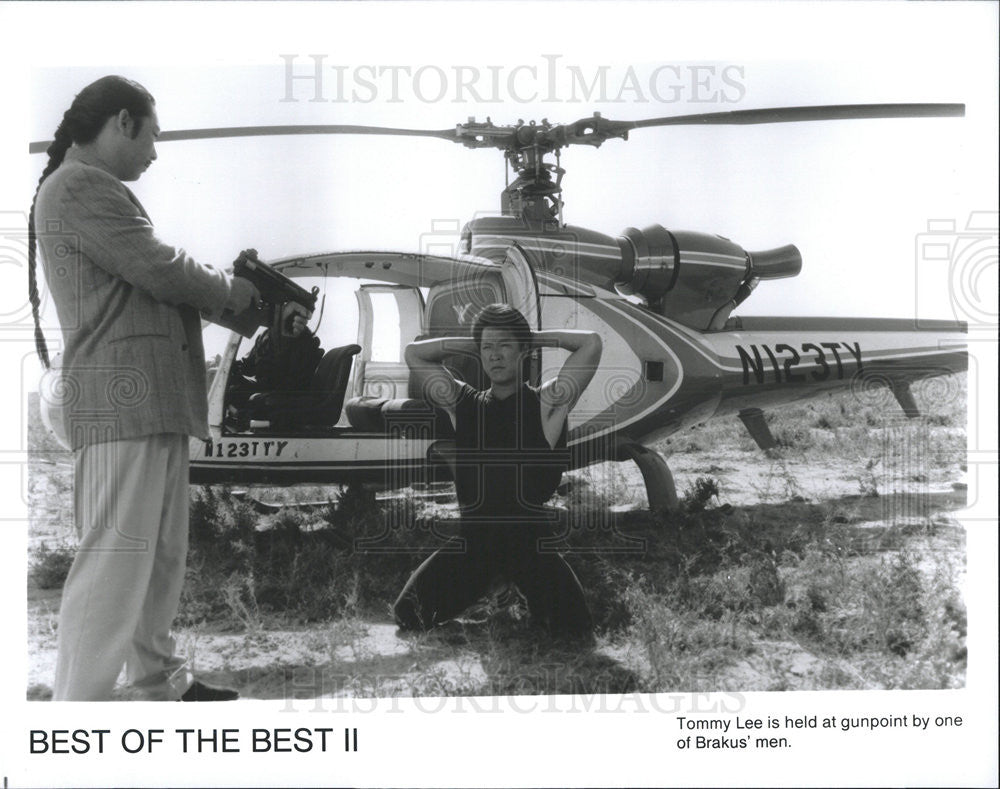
top-left (368, 293), bottom-right (401, 363)
top-left (353, 284), bottom-right (426, 403)
top-left (221, 275), bottom-right (362, 433)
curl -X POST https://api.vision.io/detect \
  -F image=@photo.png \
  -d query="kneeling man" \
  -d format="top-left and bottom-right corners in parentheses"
top-left (394, 303), bottom-right (602, 640)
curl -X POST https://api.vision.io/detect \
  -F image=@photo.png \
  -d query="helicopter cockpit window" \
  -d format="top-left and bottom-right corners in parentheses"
top-left (425, 274), bottom-right (505, 336)
top-left (424, 273), bottom-right (505, 390)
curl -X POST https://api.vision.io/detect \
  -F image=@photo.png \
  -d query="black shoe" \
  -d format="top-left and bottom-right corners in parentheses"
top-left (180, 681), bottom-right (239, 701)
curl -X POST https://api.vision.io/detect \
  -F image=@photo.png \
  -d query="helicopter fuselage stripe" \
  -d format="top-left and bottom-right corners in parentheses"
top-left (568, 299), bottom-right (685, 445)
top-left (193, 461), bottom-right (429, 469)
top-left (536, 284), bottom-right (963, 384)
top-left (711, 342), bottom-right (964, 372)
top-left (478, 236), bottom-right (748, 271)
top-left (534, 278), bottom-right (958, 384)
top-left (680, 251), bottom-right (748, 270)
top-left (681, 260), bottom-right (747, 271)
top-left (578, 298), bottom-right (963, 416)
top-left (535, 271), bottom-right (597, 296)
top-left (666, 326), bottom-right (963, 376)
top-left (474, 235), bottom-right (622, 260)
top-left (683, 250), bottom-right (747, 262)
top-left (634, 310), bottom-right (725, 361)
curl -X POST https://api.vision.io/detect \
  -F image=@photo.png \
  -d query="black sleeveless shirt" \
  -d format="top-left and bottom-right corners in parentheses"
top-left (453, 383), bottom-right (569, 519)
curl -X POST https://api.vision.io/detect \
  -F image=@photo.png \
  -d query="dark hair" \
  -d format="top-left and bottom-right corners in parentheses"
top-left (471, 303), bottom-right (532, 350)
top-left (28, 76), bottom-right (156, 367)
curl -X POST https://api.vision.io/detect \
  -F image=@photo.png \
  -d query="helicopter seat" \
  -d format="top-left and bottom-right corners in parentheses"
top-left (344, 396), bottom-right (454, 439)
top-left (244, 343), bottom-right (361, 429)
top-left (343, 396), bottom-right (388, 432)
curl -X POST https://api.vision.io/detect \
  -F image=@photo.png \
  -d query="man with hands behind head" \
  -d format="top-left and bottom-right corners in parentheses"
top-left (29, 75), bottom-right (309, 700)
top-left (394, 303), bottom-right (602, 641)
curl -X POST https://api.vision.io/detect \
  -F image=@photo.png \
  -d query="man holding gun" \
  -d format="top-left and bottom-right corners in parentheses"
top-left (29, 76), bottom-right (309, 700)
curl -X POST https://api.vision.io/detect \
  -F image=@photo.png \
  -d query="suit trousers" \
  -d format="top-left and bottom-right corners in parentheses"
top-left (393, 521), bottom-right (593, 637)
top-left (53, 434), bottom-right (194, 701)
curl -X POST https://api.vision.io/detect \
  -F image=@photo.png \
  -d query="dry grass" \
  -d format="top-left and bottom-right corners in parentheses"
top-left (26, 373), bottom-right (968, 697)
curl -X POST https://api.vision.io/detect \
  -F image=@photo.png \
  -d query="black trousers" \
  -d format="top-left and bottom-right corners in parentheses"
top-left (393, 521), bottom-right (593, 637)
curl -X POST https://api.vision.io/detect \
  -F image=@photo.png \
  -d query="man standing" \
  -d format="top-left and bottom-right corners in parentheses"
top-left (28, 76), bottom-right (301, 700)
top-left (394, 303), bottom-right (602, 640)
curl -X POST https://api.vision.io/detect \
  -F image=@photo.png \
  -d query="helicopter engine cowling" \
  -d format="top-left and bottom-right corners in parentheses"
top-left (463, 217), bottom-right (801, 332)
top-left (614, 224), bottom-right (676, 301)
top-left (616, 228), bottom-right (802, 330)
top-left (617, 225), bottom-right (746, 330)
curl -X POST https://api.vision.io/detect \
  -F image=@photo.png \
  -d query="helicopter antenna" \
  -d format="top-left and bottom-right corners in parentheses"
top-left (313, 278), bottom-right (327, 331)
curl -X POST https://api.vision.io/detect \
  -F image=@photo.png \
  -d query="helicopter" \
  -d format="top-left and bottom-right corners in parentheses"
top-left (33, 103), bottom-right (969, 510)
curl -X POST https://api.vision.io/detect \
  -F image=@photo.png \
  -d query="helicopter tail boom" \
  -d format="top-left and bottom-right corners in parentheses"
top-left (705, 316), bottom-right (967, 418)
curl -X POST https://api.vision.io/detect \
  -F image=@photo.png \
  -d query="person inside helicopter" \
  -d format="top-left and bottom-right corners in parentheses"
top-left (230, 323), bottom-right (325, 403)
top-left (393, 303), bottom-right (603, 641)
top-left (225, 322), bottom-right (322, 428)
top-left (225, 321), bottom-right (361, 431)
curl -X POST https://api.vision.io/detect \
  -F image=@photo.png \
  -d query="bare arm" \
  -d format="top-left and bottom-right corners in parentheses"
top-left (536, 330), bottom-right (603, 447)
top-left (404, 336), bottom-right (479, 414)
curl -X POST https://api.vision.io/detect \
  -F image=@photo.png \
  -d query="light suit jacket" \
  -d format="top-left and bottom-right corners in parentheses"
top-left (36, 148), bottom-right (248, 449)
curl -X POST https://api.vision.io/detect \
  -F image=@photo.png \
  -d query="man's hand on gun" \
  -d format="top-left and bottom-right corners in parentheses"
top-left (230, 276), bottom-right (263, 312)
top-left (229, 248), bottom-right (318, 338)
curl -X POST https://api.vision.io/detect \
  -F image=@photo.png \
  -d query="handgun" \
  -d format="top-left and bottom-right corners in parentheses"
top-left (219, 249), bottom-right (319, 337)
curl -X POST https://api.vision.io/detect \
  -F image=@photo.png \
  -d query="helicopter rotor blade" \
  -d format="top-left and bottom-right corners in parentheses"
top-left (556, 103), bottom-right (964, 147)
top-left (28, 123), bottom-right (463, 154)
top-left (616, 102), bottom-right (965, 131)
top-left (29, 103), bottom-right (965, 154)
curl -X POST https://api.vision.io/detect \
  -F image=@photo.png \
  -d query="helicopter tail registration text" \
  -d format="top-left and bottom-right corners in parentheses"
top-left (204, 440), bottom-right (290, 458)
top-left (736, 341), bottom-right (863, 385)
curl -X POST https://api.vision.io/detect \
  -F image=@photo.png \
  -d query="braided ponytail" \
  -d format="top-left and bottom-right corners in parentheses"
top-left (28, 76), bottom-right (155, 368)
top-left (28, 125), bottom-right (74, 368)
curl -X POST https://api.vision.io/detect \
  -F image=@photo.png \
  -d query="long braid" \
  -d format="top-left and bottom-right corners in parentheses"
top-left (28, 123), bottom-right (73, 368)
top-left (29, 76), bottom-right (155, 369)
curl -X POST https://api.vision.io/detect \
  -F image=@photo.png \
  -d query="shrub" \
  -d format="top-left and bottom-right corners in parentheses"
top-left (29, 542), bottom-right (75, 589)
top-left (182, 483), bottom-right (454, 627)
top-left (682, 476), bottom-right (720, 513)
top-left (624, 581), bottom-right (755, 689)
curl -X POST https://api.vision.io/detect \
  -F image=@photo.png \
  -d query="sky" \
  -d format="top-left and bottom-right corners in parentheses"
top-left (9, 5), bottom-right (999, 329)
top-left (10, 8), bottom-right (998, 380)
top-left (1, 2), bottom-right (997, 787)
